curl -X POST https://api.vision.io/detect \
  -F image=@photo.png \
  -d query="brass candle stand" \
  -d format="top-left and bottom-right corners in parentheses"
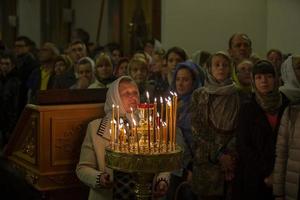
top-left (105, 145), bottom-right (182, 199)
top-left (106, 93), bottom-right (181, 199)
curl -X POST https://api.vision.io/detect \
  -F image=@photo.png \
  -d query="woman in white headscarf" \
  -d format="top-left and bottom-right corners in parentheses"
top-left (273, 55), bottom-right (300, 200)
top-left (76, 76), bottom-right (168, 200)
top-left (279, 55), bottom-right (300, 103)
top-left (76, 76), bottom-right (140, 200)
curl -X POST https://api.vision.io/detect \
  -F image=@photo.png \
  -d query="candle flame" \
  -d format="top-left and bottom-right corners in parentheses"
top-left (146, 91), bottom-right (149, 99)
top-left (116, 105), bottom-right (119, 109)
top-left (130, 107), bottom-right (133, 112)
top-left (112, 104), bottom-right (115, 108)
top-left (160, 96), bottom-right (163, 103)
top-left (157, 112), bottom-right (160, 117)
top-left (154, 97), bottom-right (157, 103)
top-left (174, 92), bottom-right (177, 97)
top-left (170, 91), bottom-right (174, 95)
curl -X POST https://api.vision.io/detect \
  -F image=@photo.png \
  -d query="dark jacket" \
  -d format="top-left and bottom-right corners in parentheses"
top-left (233, 93), bottom-right (289, 200)
top-left (16, 53), bottom-right (39, 114)
top-left (0, 68), bottom-right (21, 141)
top-left (27, 67), bottom-right (55, 104)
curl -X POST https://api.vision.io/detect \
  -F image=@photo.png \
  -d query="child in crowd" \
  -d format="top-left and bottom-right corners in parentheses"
top-left (114, 57), bottom-right (129, 78)
top-left (70, 57), bottom-right (95, 89)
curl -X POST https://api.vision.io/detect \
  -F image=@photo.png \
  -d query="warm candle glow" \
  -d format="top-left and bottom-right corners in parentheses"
top-left (108, 92), bottom-right (178, 154)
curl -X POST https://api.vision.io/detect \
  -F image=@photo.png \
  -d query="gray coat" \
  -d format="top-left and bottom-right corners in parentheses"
top-left (273, 104), bottom-right (300, 200)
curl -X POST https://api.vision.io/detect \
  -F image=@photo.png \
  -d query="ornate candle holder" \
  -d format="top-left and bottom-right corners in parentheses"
top-left (105, 92), bottom-right (181, 199)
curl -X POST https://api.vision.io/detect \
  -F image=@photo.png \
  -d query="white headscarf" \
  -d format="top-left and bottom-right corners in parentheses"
top-left (279, 55), bottom-right (300, 103)
top-left (104, 76), bottom-right (139, 124)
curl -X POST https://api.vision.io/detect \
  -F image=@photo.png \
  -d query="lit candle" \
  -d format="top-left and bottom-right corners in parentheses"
top-left (146, 91), bottom-right (151, 150)
top-left (109, 128), bottom-right (112, 147)
top-left (154, 98), bottom-right (157, 143)
top-left (112, 104), bottom-right (115, 144)
top-left (110, 120), bottom-right (114, 148)
top-left (160, 97), bottom-right (164, 122)
top-left (173, 92), bottom-right (178, 148)
top-left (165, 100), bottom-right (169, 148)
top-left (117, 105), bottom-right (120, 143)
top-left (157, 126), bottom-right (160, 152)
top-left (163, 122), bottom-right (167, 152)
top-left (168, 100), bottom-right (173, 148)
top-left (126, 123), bottom-right (130, 152)
top-left (133, 119), bottom-right (139, 153)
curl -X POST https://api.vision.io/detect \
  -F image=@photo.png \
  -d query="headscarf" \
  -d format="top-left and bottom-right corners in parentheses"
top-left (170, 61), bottom-right (202, 145)
top-left (279, 55), bottom-right (300, 103)
top-left (231, 60), bottom-right (252, 93)
top-left (252, 60), bottom-right (282, 113)
top-left (202, 51), bottom-right (239, 131)
top-left (104, 76), bottom-right (139, 125)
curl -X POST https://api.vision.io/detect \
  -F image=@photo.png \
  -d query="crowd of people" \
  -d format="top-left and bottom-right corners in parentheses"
top-left (1, 30), bottom-right (300, 200)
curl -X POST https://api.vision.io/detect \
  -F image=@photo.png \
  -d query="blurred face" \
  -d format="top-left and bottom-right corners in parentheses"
top-left (236, 61), bottom-right (253, 86)
top-left (54, 60), bottom-right (67, 76)
top-left (116, 61), bottom-right (128, 77)
top-left (111, 49), bottom-right (121, 65)
top-left (167, 52), bottom-right (183, 72)
top-left (176, 68), bottom-right (194, 96)
top-left (39, 45), bottom-right (55, 63)
top-left (144, 42), bottom-right (154, 56)
top-left (119, 81), bottom-right (140, 112)
top-left (292, 57), bottom-right (300, 82)
top-left (69, 43), bottom-right (87, 62)
top-left (78, 63), bottom-right (93, 83)
top-left (129, 62), bottom-right (148, 84)
top-left (267, 51), bottom-right (283, 71)
top-left (0, 58), bottom-right (14, 75)
top-left (14, 40), bottom-right (30, 56)
top-left (150, 54), bottom-right (163, 73)
top-left (96, 62), bottom-right (113, 80)
top-left (229, 35), bottom-right (252, 63)
top-left (211, 55), bottom-right (231, 82)
top-left (254, 73), bottom-right (275, 95)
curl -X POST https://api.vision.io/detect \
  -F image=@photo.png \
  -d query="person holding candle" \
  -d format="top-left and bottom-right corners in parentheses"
top-left (165, 61), bottom-right (202, 200)
top-left (76, 76), bottom-right (169, 200)
top-left (190, 52), bottom-right (240, 200)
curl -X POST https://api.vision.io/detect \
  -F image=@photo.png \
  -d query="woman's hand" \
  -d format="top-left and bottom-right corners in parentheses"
top-left (153, 180), bottom-right (168, 199)
top-left (100, 173), bottom-right (113, 188)
top-left (264, 174), bottom-right (273, 187)
top-left (219, 154), bottom-right (235, 171)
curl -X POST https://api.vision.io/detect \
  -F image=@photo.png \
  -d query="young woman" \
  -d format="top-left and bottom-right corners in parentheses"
top-left (127, 57), bottom-right (155, 102)
top-left (166, 61), bottom-right (201, 200)
top-left (191, 52), bottom-right (239, 200)
top-left (165, 46), bottom-right (188, 86)
top-left (89, 53), bottom-right (115, 88)
top-left (234, 60), bottom-right (289, 200)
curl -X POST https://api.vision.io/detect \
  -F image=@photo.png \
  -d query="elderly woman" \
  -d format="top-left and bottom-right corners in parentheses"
top-left (76, 76), bottom-right (167, 200)
top-left (234, 60), bottom-right (289, 200)
top-left (191, 52), bottom-right (239, 200)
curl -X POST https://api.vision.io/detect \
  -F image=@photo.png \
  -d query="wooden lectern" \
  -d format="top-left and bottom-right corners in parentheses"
top-left (4, 89), bottom-right (107, 199)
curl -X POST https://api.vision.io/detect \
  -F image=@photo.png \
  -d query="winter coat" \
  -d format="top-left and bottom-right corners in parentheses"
top-left (273, 103), bottom-right (300, 200)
